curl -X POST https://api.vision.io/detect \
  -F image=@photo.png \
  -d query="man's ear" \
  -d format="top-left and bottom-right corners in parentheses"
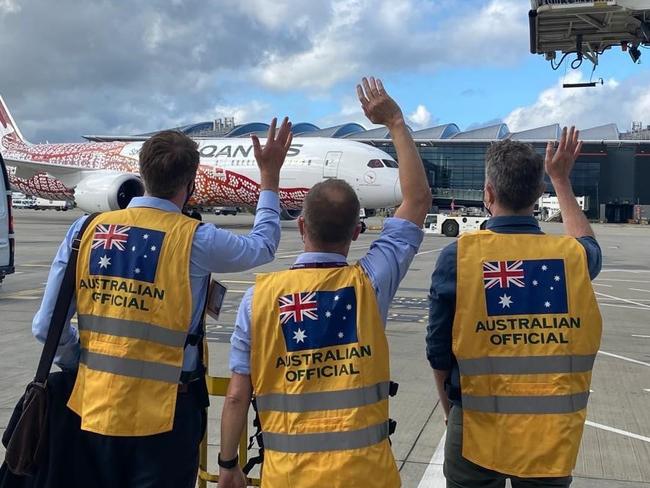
top-left (484, 181), bottom-right (496, 208)
top-left (298, 216), bottom-right (306, 241)
top-left (351, 223), bottom-right (362, 242)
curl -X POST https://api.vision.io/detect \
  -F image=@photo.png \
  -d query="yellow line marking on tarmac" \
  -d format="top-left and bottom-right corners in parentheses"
top-left (598, 350), bottom-right (650, 367)
top-left (18, 264), bottom-right (51, 268)
top-left (631, 334), bottom-right (650, 338)
top-left (222, 280), bottom-right (255, 285)
top-left (630, 288), bottom-right (650, 293)
top-left (592, 283), bottom-right (612, 287)
top-left (585, 420), bottom-right (650, 444)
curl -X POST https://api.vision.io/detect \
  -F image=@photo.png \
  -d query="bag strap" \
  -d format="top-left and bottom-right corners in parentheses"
top-left (34, 213), bottom-right (101, 384)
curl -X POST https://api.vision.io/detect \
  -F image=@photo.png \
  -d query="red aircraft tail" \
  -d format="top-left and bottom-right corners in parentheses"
top-left (0, 95), bottom-right (29, 149)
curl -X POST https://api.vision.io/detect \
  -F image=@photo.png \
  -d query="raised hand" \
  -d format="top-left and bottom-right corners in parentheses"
top-left (357, 77), bottom-right (404, 129)
top-left (251, 116), bottom-right (293, 192)
top-left (545, 126), bottom-right (582, 182)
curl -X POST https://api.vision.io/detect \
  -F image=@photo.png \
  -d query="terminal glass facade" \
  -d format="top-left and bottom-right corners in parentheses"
top-left (372, 141), bottom-right (603, 218)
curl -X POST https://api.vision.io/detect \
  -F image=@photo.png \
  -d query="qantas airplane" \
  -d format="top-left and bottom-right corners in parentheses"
top-left (0, 96), bottom-right (402, 220)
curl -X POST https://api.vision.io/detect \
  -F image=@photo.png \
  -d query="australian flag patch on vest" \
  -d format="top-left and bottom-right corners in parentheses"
top-left (482, 259), bottom-right (569, 316)
top-left (279, 286), bottom-right (358, 352)
top-left (89, 224), bottom-right (165, 283)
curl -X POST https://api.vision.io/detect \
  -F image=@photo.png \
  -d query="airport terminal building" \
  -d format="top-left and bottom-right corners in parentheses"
top-left (95, 119), bottom-right (650, 223)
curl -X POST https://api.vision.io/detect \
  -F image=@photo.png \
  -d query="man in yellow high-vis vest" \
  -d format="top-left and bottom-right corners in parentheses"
top-left (218, 77), bottom-right (432, 488)
top-left (32, 119), bottom-right (294, 487)
top-left (427, 128), bottom-right (603, 487)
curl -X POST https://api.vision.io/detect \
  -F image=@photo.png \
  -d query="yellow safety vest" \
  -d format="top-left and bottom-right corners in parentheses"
top-left (69, 208), bottom-right (199, 436)
top-left (453, 231), bottom-right (602, 477)
top-left (251, 264), bottom-right (400, 488)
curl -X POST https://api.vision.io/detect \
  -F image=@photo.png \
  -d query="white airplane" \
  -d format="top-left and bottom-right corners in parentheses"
top-left (0, 96), bottom-right (402, 220)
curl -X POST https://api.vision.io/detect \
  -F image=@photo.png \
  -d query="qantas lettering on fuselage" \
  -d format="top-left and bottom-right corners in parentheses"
top-left (198, 143), bottom-right (302, 159)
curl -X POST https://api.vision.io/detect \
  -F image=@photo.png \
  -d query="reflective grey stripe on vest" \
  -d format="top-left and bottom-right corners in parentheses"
top-left (256, 382), bottom-right (390, 413)
top-left (458, 355), bottom-right (596, 376)
top-left (462, 391), bottom-right (590, 414)
top-left (80, 349), bottom-right (181, 384)
top-left (263, 421), bottom-right (389, 453)
top-left (78, 315), bottom-right (187, 348)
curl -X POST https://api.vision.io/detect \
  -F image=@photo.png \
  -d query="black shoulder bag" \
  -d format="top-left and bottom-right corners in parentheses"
top-left (2, 213), bottom-right (100, 477)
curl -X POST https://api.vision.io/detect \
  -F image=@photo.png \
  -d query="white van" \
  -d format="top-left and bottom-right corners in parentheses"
top-left (0, 153), bottom-right (15, 284)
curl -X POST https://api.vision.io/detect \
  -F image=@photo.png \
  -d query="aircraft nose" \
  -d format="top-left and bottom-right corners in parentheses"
top-left (394, 177), bottom-right (403, 205)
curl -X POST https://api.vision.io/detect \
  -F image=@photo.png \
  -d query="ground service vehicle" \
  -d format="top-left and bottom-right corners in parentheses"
top-left (423, 213), bottom-right (488, 237)
top-left (213, 206), bottom-right (239, 216)
top-left (0, 154), bottom-right (15, 285)
top-left (10, 192), bottom-right (35, 208)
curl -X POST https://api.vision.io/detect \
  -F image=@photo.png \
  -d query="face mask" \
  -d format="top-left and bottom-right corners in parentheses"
top-left (484, 201), bottom-right (492, 217)
top-left (183, 182), bottom-right (195, 209)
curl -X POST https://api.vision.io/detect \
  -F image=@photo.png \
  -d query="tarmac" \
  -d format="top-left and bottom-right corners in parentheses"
top-left (0, 208), bottom-right (648, 487)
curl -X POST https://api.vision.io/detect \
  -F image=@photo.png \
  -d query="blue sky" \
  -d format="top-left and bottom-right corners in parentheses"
top-left (1, 0), bottom-right (649, 141)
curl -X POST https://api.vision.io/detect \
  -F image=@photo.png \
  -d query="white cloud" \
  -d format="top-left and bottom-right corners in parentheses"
top-left (228, 0), bottom-right (330, 30)
top-left (257, 0), bottom-right (529, 91)
top-left (258, 0), bottom-right (363, 90)
top-left (0, 0), bottom-right (20, 14)
top-left (317, 96), bottom-right (373, 129)
top-left (408, 104), bottom-right (432, 128)
top-left (504, 71), bottom-right (650, 132)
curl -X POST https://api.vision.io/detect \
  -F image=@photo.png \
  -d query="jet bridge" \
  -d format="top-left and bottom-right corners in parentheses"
top-left (530, 0), bottom-right (650, 69)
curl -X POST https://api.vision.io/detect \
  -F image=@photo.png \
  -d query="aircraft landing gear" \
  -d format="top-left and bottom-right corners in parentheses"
top-left (360, 221), bottom-right (367, 234)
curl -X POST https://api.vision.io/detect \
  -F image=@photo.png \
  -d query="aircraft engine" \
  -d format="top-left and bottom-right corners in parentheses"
top-left (74, 172), bottom-right (144, 213)
top-left (280, 209), bottom-right (302, 221)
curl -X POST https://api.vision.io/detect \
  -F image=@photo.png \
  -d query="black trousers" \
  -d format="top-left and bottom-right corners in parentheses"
top-left (78, 388), bottom-right (206, 488)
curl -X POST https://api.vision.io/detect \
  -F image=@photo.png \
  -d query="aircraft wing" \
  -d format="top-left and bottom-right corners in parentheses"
top-left (4, 156), bottom-right (80, 177)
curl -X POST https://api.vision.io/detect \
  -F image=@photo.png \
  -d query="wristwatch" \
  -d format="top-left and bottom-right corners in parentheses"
top-left (218, 453), bottom-right (239, 469)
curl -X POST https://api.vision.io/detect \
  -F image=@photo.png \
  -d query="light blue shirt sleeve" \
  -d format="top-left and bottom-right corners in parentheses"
top-left (190, 190), bottom-right (280, 274)
top-left (358, 217), bottom-right (424, 322)
top-left (185, 190), bottom-right (281, 372)
top-left (32, 215), bottom-right (88, 370)
top-left (229, 286), bottom-right (254, 375)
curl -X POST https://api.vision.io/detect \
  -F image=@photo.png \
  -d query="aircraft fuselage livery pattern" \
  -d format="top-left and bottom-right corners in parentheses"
top-left (0, 96), bottom-right (401, 212)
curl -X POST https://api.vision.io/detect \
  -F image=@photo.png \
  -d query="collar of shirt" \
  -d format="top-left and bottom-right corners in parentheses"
top-left (485, 215), bottom-right (542, 234)
top-left (127, 196), bottom-right (181, 213)
top-left (293, 252), bottom-right (348, 266)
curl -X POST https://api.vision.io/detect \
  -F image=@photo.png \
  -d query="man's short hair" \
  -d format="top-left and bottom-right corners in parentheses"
top-left (303, 179), bottom-right (360, 245)
top-left (139, 130), bottom-right (199, 199)
top-left (485, 140), bottom-right (545, 211)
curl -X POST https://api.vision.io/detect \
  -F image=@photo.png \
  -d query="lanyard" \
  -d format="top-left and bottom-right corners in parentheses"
top-left (290, 262), bottom-right (347, 270)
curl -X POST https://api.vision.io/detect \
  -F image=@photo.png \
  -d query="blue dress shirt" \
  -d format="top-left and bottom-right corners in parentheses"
top-left (426, 216), bottom-right (603, 404)
top-left (32, 191), bottom-right (281, 372)
top-left (229, 217), bottom-right (425, 375)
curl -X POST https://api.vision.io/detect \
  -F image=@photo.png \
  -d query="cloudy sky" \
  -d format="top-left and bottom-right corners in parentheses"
top-left (1, 0), bottom-right (649, 143)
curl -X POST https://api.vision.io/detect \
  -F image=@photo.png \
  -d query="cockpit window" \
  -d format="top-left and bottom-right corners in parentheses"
top-left (367, 159), bottom-right (384, 168)
top-left (383, 159), bottom-right (398, 168)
